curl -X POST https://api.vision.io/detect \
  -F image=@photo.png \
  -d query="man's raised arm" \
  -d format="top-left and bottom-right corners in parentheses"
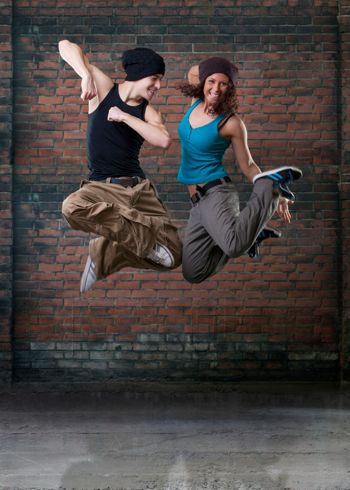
top-left (58, 40), bottom-right (97, 101)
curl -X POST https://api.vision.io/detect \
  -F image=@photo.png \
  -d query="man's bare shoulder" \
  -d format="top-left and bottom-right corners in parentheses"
top-left (145, 103), bottom-right (163, 124)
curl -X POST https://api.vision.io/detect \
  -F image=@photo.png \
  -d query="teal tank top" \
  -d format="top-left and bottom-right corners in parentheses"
top-left (177, 99), bottom-right (230, 184)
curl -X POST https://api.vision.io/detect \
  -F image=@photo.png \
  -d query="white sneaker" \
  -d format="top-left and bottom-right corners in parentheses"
top-left (80, 255), bottom-right (97, 293)
top-left (146, 242), bottom-right (175, 268)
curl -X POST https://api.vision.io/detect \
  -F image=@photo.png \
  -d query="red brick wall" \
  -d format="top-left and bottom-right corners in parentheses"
top-left (340, 2), bottom-right (350, 380)
top-left (7, 0), bottom-right (344, 381)
top-left (0, 0), bottom-right (13, 383)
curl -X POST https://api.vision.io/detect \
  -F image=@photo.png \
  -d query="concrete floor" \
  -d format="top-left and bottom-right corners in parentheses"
top-left (0, 382), bottom-right (350, 490)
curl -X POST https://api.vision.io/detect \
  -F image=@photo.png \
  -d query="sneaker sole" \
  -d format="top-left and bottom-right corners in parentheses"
top-left (80, 256), bottom-right (92, 293)
top-left (253, 166), bottom-right (303, 184)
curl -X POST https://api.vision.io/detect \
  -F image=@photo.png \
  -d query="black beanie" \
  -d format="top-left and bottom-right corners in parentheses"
top-left (122, 47), bottom-right (165, 81)
top-left (199, 57), bottom-right (238, 84)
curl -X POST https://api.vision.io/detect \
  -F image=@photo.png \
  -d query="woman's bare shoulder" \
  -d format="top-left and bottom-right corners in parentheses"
top-left (220, 114), bottom-right (246, 137)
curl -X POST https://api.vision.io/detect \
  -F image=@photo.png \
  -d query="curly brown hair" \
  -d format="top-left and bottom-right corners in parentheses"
top-left (177, 79), bottom-right (239, 116)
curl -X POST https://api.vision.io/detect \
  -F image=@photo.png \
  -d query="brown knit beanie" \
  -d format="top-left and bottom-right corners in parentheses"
top-left (199, 57), bottom-right (238, 84)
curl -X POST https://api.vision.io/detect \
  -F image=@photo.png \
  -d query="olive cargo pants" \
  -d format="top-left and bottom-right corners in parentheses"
top-left (62, 179), bottom-right (182, 279)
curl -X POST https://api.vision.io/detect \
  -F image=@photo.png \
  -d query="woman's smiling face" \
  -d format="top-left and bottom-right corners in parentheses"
top-left (203, 73), bottom-right (230, 106)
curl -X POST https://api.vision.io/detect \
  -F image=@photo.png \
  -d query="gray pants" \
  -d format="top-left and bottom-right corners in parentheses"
top-left (182, 179), bottom-right (279, 283)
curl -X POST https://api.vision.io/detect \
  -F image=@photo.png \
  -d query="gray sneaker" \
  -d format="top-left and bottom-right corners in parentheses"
top-left (146, 242), bottom-right (175, 268)
top-left (80, 255), bottom-right (97, 293)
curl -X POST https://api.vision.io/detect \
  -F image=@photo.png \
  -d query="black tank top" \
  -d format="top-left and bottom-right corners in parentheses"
top-left (87, 84), bottom-right (148, 180)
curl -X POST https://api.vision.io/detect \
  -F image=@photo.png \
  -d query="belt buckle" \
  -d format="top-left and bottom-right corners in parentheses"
top-left (132, 176), bottom-right (142, 186)
top-left (107, 177), bottom-right (123, 185)
top-left (109, 177), bottom-right (133, 187)
top-left (108, 176), bottom-right (142, 187)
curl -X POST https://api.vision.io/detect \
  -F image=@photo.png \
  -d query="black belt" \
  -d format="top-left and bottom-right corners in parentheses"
top-left (190, 176), bottom-right (231, 204)
top-left (106, 176), bottom-right (144, 188)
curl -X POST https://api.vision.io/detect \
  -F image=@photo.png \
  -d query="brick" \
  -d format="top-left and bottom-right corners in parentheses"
top-left (0, 0), bottom-right (345, 383)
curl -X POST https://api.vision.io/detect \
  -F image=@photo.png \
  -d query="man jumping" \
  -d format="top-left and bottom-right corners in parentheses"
top-left (59, 40), bottom-right (182, 293)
